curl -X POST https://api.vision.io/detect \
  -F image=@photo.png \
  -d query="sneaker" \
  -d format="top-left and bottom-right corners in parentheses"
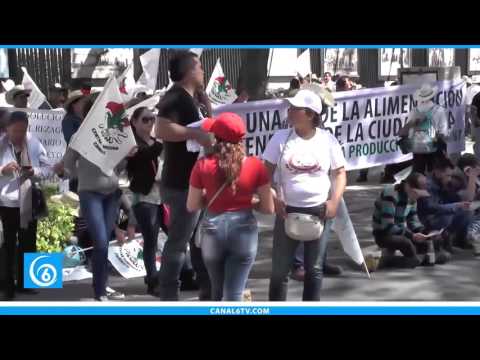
top-left (95, 296), bottom-right (109, 302)
top-left (290, 266), bottom-right (305, 281)
top-left (435, 251), bottom-right (451, 265)
top-left (323, 263), bottom-right (343, 276)
top-left (105, 287), bottom-right (125, 300)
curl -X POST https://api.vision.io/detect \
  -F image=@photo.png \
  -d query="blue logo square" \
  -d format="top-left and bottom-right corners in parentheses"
top-left (24, 253), bottom-right (63, 289)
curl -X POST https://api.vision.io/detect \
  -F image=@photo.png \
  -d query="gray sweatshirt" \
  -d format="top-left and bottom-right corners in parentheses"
top-left (63, 147), bottom-right (125, 195)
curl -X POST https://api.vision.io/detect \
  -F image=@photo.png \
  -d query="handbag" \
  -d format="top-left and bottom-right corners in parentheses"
top-left (194, 181), bottom-right (229, 248)
top-left (32, 182), bottom-right (48, 220)
top-left (277, 130), bottom-right (325, 241)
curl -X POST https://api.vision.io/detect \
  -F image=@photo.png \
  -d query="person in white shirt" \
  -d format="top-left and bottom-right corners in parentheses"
top-left (263, 89), bottom-right (347, 301)
top-left (399, 84), bottom-right (449, 174)
top-left (0, 111), bottom-right (53, 300)
top-left (322, 72), bottom-right (336, 92)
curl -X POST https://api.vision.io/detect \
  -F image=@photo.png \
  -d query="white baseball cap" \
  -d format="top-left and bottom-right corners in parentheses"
top-left (287, 89), bottom-right (323, 115)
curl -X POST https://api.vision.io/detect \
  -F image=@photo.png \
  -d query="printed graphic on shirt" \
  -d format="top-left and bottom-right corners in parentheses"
top-left (285, 152), bottom-right (322, 174)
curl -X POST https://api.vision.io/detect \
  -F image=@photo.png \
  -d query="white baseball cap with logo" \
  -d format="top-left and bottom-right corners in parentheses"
top-left (287, 89), bottom-right (323, 115)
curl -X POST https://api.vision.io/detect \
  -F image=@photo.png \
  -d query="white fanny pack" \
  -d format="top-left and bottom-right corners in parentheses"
top-left (284, 212), bottom-right (325, 241)
top-left (277, 130), bottom-right (326, 241)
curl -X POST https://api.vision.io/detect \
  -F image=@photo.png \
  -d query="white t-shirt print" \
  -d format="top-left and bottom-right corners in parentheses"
top-left (262, 128), bottom-right (347, 208)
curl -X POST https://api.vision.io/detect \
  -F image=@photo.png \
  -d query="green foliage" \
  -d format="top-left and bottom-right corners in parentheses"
top-left (36, 198), bottom-right (75, 253)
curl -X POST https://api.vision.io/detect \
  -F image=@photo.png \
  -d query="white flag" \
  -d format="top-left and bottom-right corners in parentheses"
top-left (126, 93), bottom-right (161, 117)
top-left (137, 48), bottom-right (161, 91)
top-left (332, 197), bottom-right (365, 266)
top-left (205, 58), bottom-right (237, 106)
top-left (69, 76), bottom-right (137, 177)
top-left (117, 63), bottom-right (136, 102)
top-left (21, 67), bottom-right (51, 109)
top-left (296, 49), bottom-right (312, 78)
top-left (190, 48), bottom-right (204, 57)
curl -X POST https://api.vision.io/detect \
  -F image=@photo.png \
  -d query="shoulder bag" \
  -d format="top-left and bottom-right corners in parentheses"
top-left (194, 180), bottom-right (229, 248)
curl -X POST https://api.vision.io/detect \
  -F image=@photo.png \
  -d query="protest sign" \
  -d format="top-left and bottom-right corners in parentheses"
top-left (214, 80), bottom-right (466, 170)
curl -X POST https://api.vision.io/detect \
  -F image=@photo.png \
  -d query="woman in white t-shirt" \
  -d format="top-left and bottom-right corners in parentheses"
top-left (263, 89), bottom-right (347, 301)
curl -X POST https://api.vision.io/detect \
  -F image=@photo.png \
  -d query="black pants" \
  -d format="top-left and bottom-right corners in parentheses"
top-left (0, 207), bottom-right (37, 292)
top-left (374, 231), bottom-right (428, 258)
top-left (133, 202), bottom-right (162, 286)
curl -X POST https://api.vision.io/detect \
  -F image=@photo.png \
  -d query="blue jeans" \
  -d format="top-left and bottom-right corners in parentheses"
top-left (158, 186), bottom-right (205, 300)
top-left (133, 202), bottom-right (161, 286)
top-left (200, 210), bottom-right (258, 301)
top-left (79, 190), bottom-right (121, 298)
top-left (269, 216), bottom-right (332, 301)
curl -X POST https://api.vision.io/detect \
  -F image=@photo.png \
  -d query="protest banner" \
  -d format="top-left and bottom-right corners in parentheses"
top-left (214, 80), bottom-right (466, 170)
top-left (69, 76), bottom-right (137, 176)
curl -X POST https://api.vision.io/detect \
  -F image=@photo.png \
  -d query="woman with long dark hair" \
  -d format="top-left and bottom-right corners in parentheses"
top-left (126, 106), bottom-right (164, 295)
top-left (186, 112), bottom-right (274, 301)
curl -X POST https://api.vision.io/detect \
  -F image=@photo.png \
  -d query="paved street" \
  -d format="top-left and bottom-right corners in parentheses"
top-left (15, 141), bottom-right (480, 302)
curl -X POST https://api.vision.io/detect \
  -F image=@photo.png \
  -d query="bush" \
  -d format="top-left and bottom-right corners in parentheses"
top-left (36, 196), bottom-right (75, 253)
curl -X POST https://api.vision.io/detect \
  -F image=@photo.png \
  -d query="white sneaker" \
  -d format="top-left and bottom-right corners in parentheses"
top-left (105, 287), bottom-right (125, 300)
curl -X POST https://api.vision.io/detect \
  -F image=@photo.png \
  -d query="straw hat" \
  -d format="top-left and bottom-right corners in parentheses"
top-left (300, 83), bottom-right (335, 108)
top-left (64, 90), bottom-right (88, 110)
top-left (414, 84), bottom-right (438, 102)
top-left (5, 85), bottom-right (31, 105)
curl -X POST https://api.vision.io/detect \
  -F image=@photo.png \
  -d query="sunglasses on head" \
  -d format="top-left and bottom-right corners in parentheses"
top-left (288, 106), bottom-right (308, 112)
top-left (141, 116), bottom-right (156, 124)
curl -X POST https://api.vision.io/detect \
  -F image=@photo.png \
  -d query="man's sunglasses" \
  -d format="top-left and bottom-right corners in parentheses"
top-left (16, 93), bottom-right (30, 99)
top-left (141, 116), bottom-right (156, 124)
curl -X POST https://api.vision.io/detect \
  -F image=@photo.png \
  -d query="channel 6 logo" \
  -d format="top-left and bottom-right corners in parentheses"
top-left (24, 253), bottom-right (63, 289)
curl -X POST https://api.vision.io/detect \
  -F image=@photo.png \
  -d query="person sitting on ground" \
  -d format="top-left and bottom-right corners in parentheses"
top-left (416, 157), bottom-right (473, 253)
top-left (455, 153), bottom-right (480, 255)
top-left (373, 172), bottom-right (437, 268)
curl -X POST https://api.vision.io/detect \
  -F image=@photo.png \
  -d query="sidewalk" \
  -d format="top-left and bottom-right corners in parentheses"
top-left (12, 141), bottom-right (480, 302)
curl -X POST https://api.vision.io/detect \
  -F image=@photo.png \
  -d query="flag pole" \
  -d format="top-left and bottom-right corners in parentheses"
top-left (362, 261), bottom-right (371, 279)
top-left (70, 240), bottom-right (119, 255)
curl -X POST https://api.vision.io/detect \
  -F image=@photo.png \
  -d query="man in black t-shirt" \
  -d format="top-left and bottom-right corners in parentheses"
top-left (155, 50), bottom-right (214, 301)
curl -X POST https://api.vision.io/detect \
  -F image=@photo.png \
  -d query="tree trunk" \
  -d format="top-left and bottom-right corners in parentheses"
top-left (237, 49), bottom-right (270, 101)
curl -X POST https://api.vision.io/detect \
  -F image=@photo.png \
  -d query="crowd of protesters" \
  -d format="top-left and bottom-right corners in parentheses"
top-left (1, 49), bottom-right (479, 302)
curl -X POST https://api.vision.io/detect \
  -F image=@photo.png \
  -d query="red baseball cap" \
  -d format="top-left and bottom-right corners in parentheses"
top-left (201, 112), bottom-right (246, 143)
